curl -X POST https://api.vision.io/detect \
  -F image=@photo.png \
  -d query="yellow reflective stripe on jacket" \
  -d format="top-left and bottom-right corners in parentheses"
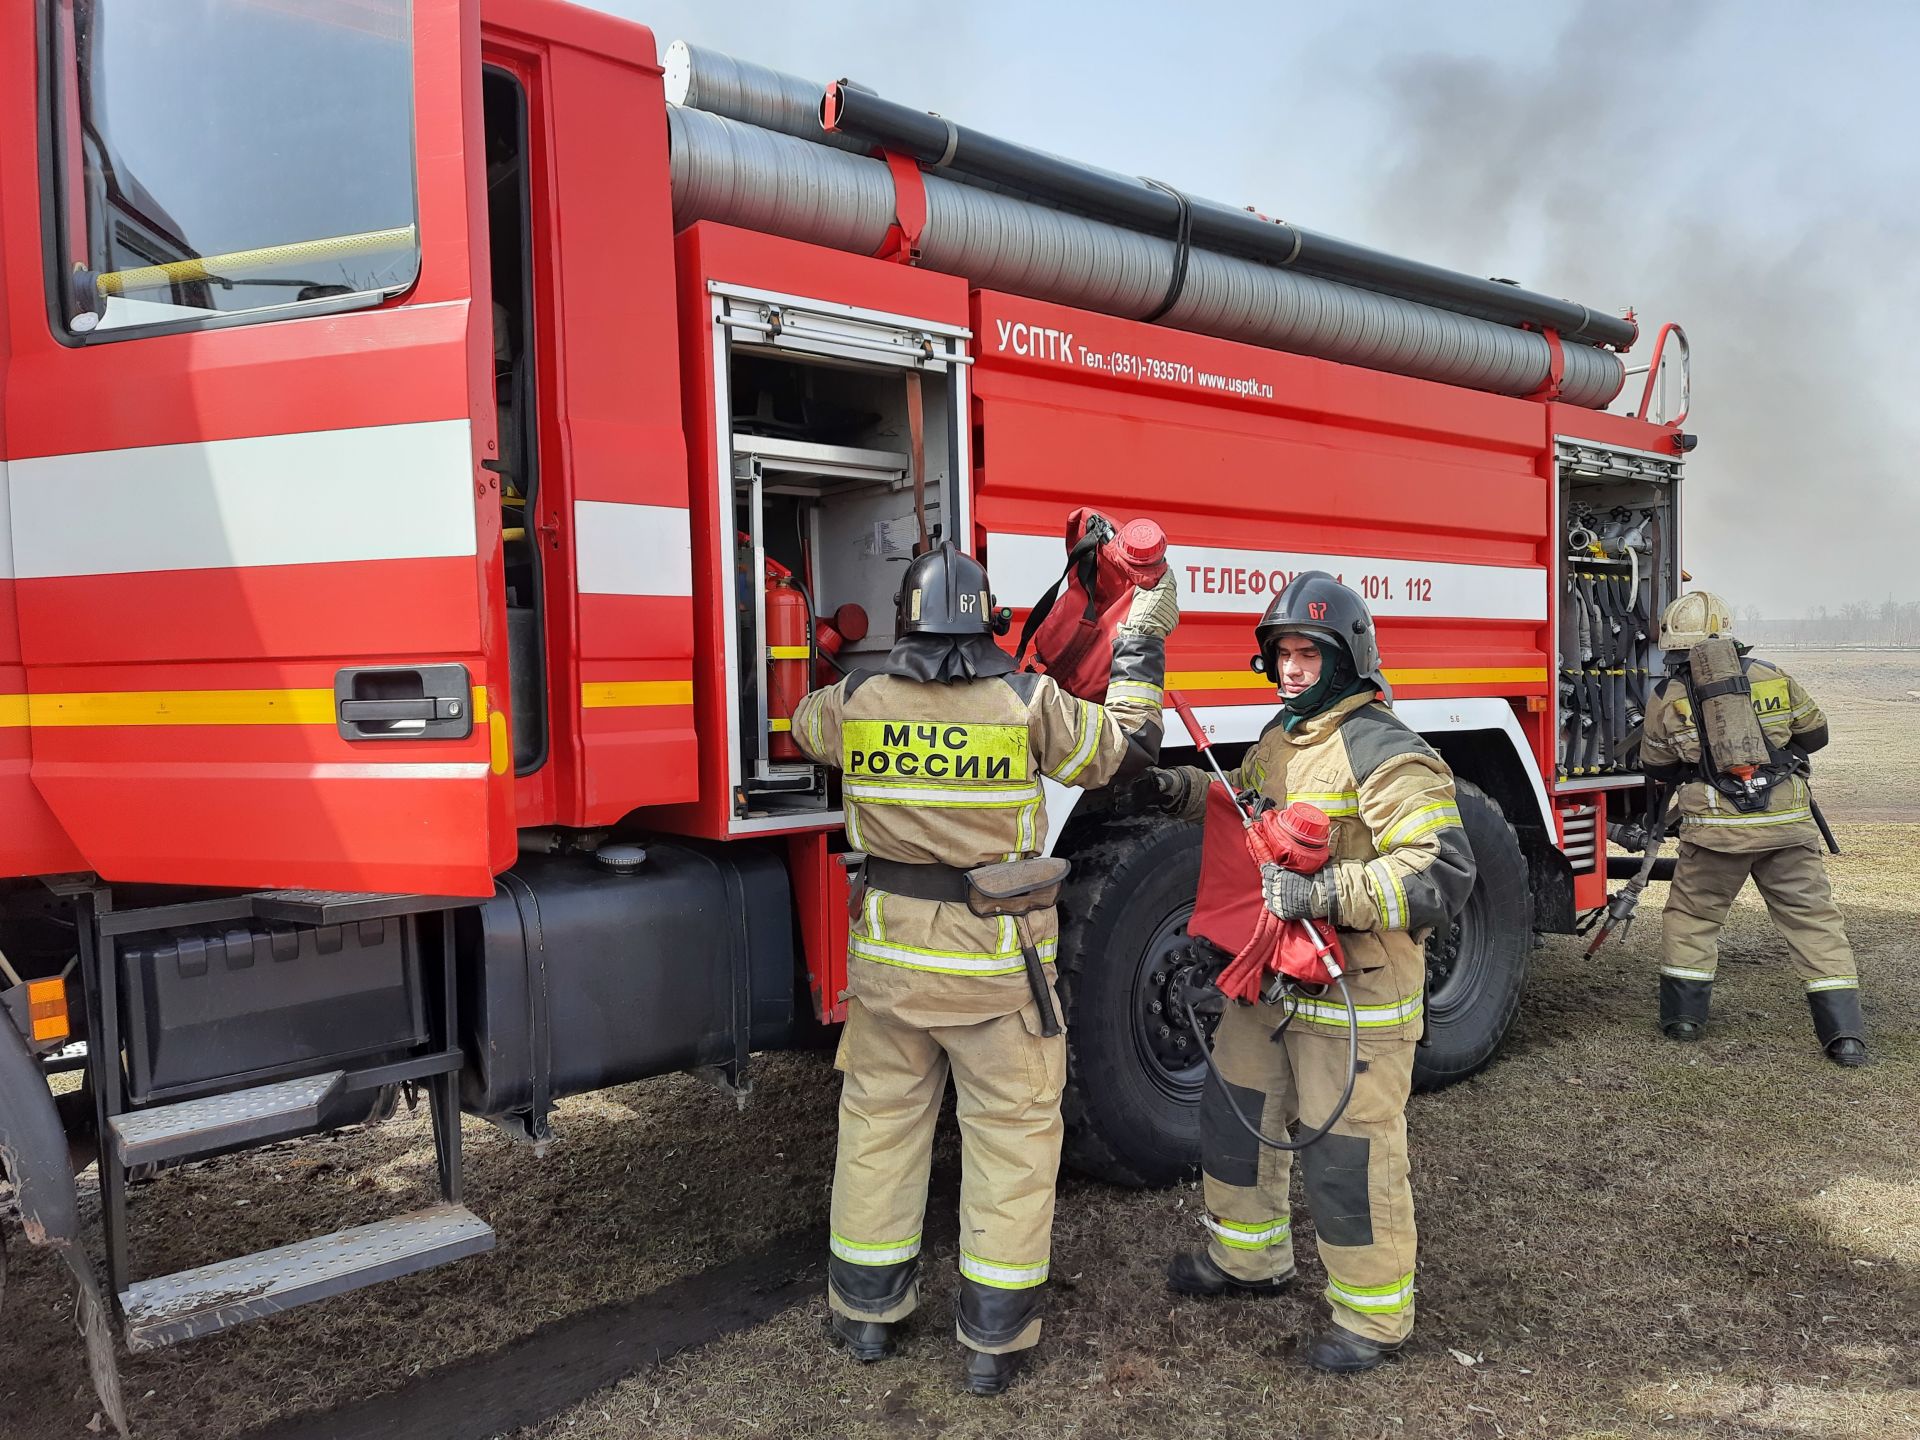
top-left (958, 1250), bottom-right (1050, 1289)
top-left (1805, 975), bottom-right (1858, 992)
top-left (1326, 1271), bottom-right (1415, 1313)
top-left (1380, 801), bottom-right (1461, 850)
top-left (844, 780), bottom-right (1040, 808)
top-left (849, 934), bottom-right (1059, 977)
top-left (1106, 679), bottom-right (1164, 706)
top-left (830, 1231), bottom-right (922, 1266)
top-left (1684, 806), bottom-right (1814, 829)
top-left (1288, 790), bottom-right (1360, 817)
top-left (1364, 858), bottom-right (1408, 930)
top-left (1044, 698), bottom-right (1104, 785)
top-left (808, 696), bottom-right (827, 757)
top-left (1291, 989), bottom-right (1424, 1029)
top-left (1204, 1214), bottom-right (1292, 1250)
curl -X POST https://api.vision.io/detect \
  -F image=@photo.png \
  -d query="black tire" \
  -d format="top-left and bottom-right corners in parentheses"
top-left (1411, 777), bottom-right (1532, 1092)
top-left (1055, 816), bottom-right (1208, 1189)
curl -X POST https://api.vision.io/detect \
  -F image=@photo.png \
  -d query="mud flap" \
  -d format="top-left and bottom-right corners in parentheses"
top-left (0, 1021), bottom-right (126, 1436)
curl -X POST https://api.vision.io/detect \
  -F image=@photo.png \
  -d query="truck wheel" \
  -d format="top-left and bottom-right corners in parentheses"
top-left (1411, 777), bottom-right (1532, 1092)
top-left (1056, 816), bottom-right (1209, 1189)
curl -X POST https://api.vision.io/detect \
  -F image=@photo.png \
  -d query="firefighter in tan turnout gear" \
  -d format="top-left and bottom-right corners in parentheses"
top-left (1638, 591), bottom-right (1868, 1065)
top-left (791, 541), bottom-right (1175, 1395)
top-left (1136, 572), bottom-right (1474, 1373)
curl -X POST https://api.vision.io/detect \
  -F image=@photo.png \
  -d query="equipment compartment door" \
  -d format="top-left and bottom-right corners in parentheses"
top-left (2, 0), bottom-right (503, 895)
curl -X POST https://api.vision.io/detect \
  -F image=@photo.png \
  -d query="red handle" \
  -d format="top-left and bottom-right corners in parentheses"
top-left (1168, 690), bottom-right (1211, 751)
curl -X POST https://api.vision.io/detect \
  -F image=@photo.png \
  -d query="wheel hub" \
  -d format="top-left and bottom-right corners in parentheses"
top-left (1425, 916), bottom-right (1463, 991)
top-left (1132, 910), bottom-right (1216, 1100)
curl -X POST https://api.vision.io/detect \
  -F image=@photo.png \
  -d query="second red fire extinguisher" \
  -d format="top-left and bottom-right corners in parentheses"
top-left (763, 557), bottom-right (810, 761)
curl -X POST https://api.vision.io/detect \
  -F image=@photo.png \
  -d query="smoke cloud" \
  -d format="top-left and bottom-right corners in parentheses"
top-left (1319, 1), bottom-right (1920, 618)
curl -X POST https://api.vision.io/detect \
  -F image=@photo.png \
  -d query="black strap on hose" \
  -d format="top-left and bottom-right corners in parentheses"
top-left (1013, 524), bottom-right (1106, 667)
top-left (1140, 178), bottom-right (1194, 323)
top-left (1182, 978), bottom-right (1358, 1152)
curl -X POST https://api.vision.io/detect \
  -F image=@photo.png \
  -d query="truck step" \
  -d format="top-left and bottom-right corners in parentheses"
top-left (110, 1071), bottom-right (346, 1167)
top-left (120, 1203), bottom-right (494, 1350)
top-left (248, 890), bottom-right (453, 925)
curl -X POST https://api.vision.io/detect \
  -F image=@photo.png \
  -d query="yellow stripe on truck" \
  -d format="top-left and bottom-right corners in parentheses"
top-left (1166, 666), bottom-right (1547, 691)
top-left (27, 688), bottom-right (338, 727)
top-left (5, 685), bottom-right (490, 729)
top-left (580, 681), bottom-right (695, 709)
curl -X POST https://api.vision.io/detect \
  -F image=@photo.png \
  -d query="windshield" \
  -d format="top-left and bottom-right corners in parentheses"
top-left (45, 0), bottom-right (419, 336)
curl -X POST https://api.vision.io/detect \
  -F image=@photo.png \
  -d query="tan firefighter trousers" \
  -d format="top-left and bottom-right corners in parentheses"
top-left (1662, 840), bottom-right (1858, 989)
top-left (1201, 999), bottom-right (1418, 1345)
top-left (828, 991), bottom-right (1066, 1354)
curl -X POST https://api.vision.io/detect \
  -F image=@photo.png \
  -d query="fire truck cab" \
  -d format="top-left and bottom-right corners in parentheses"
top-left (0, 0), bottom-right (1688, 1406)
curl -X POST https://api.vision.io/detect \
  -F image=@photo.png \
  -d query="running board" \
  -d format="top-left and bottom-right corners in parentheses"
top-left (109, 1071), bottom-right (347, 1168)
top-left (120, 1204), bottom-right (494, 1350)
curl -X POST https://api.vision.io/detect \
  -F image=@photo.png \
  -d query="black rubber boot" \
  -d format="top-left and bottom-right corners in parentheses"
top-left (827, 1312), bottom-right (897, 1362)
top-left (1166, 1249), bottom-right (1294, 1298)
top-left (1305, 1324), bottom-right (1402, 1374)
top-left (1808, 988), bottom-right (1867, 1065)
top-left (960, 1345), bottom-right (1021, 1396)
top-left (1659, 975), bottom-right (1711, 1039)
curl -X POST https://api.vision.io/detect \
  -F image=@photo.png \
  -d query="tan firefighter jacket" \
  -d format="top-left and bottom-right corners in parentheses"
top-left (1171, 693), bottom-right (1475, 1035)
top-left (793, 650), bottom-right (1163, 1026)
top-left (1639, 654), bottom-right (1827, 853)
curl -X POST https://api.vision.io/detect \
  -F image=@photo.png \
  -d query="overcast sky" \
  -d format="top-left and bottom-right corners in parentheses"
top-left (588, 0), bottom-right (1920, 619)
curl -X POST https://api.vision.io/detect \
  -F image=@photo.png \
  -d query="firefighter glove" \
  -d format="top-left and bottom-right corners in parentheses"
top-left (1262, 864), bottom-right (1329, 920)
top-left (1120, 766), bottom-right (1190, 815)
top-left (1118, 570), bottom-right (1180, 640)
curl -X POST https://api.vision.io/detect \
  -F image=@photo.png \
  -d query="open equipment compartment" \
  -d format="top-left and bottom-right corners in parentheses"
top-left (1554, 438), bottom-right (1684, 790)
top-left (710, 285), bottom-right (972, 826)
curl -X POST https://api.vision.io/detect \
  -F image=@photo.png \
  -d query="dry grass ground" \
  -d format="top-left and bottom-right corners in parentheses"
top-left (3, 653), bottom-right (1917, 1440)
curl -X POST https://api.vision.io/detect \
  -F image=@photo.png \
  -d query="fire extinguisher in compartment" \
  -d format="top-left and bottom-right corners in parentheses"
top-left (813, 603), bottom-right (870, 686)
top-left (764, 556), bottom-right (811, 760)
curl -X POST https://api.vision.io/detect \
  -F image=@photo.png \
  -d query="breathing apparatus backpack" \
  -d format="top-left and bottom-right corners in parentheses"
top-left (1675, 635), bottom-right (1792, 813)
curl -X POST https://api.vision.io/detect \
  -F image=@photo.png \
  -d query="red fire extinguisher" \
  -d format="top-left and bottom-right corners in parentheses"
top-left (764, 556), bottom-right (810, 761)
top-left (813, 603), bottom-right (870, 686)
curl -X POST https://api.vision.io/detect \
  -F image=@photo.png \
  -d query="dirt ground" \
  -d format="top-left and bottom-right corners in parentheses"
top-left (3, 653), bottom-right (1917, 1440)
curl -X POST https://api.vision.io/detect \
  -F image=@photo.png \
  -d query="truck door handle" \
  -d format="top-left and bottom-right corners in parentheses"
top-left (339, 698), bottom-right (464, 723)
top-left (335, 664), bottom-right (474, 741)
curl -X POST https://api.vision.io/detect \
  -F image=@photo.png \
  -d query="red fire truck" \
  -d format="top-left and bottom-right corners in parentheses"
top-left (0, 0), bottom-right (1689, 1413)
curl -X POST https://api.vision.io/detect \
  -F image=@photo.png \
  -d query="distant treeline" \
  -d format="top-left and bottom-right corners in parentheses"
top-left (1734, 601), bottom-right (1920, 648)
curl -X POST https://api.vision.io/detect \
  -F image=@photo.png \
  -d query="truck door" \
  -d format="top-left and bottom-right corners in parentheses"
top-left (2, 0), bottom-right (504, 895)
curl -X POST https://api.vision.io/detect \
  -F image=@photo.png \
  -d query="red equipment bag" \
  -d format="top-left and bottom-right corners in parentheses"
top-left (1193, 792), bottom-right (1347, 998)
top-left (1014, 507), bottom-right (1168, 702)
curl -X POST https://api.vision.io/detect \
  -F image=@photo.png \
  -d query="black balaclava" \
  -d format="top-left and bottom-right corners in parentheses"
top-left (1277, 634), bottom-right (1376, 731)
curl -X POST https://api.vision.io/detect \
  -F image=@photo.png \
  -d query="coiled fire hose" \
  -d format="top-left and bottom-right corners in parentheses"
top-left (1169, 693), bottom-right (1358, 1151)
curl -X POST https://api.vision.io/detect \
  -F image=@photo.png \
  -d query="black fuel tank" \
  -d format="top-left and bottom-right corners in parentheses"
top-left (456, 843), bottom-right (797, 1126)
